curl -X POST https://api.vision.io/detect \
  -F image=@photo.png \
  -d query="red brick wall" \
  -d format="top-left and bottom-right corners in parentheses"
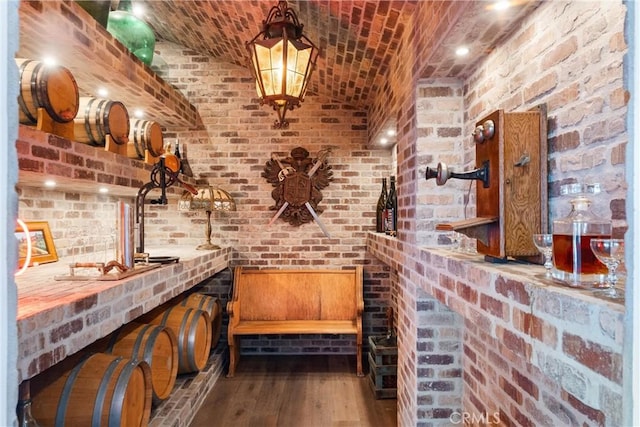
top-left (134, 42), bottom-right (396, 353)
top-left (13, 0), bottom-right (630, 424)
top-left (372, 1), bottom-right (629, 426)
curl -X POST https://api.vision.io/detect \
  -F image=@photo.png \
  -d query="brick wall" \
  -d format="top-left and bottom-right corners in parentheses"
top-left (146, 42), bottom-right (396, 354)
top-left (15, 38), bottom-right (397, 357)
top-left (370, 1), bottom-right (629, 426)
top-left (13, 0), bottom-right (631, 425)
top-left (17, 186), bottom-right (126, 259)
top-left (369, 232), bottom-right (625, 426)
top-left (464, 1), bottom-right (628, 237)
top-left (416, 79), bottom-right (467, 247)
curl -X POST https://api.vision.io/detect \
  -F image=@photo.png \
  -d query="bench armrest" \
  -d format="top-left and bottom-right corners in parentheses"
top-left (227, 300), bottom-right (240, 329)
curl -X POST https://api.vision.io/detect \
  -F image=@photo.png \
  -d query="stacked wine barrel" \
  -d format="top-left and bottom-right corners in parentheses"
top-left (74, 96), bottom-right (130, 147)
top-left (30, 353), bottom-right (153, 427)
top-left (16, 58), bottom-right (79, 125)
top-left (15, 57), bottom-right (165, 160)
top-left (30, 292), bottom-right (223, 426)
top-left (127, 118), bottom-right (165, 160)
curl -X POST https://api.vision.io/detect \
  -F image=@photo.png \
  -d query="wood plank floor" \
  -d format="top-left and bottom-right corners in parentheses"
top-left (190, 355), bottom-right (397, 427)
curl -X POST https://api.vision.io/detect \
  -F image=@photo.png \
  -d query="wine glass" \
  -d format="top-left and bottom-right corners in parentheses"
top-left (590, 238), bottom-right (625, 299)
top-left (532, 234), bottom-right (554, 277)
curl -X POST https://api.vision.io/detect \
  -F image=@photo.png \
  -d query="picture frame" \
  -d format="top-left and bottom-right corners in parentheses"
top-left (15, 221), bottom-right (58, 267)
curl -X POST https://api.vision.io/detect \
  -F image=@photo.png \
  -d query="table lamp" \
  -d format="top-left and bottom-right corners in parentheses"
top-left (179, 186), bottom-right (236, 250)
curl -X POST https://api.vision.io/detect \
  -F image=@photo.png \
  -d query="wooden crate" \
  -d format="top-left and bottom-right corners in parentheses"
top-left (368, 336), bottom-right (397, 399)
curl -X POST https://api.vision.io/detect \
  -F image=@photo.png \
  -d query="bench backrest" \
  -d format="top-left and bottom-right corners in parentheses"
top-left (232, 266), bottom-right (363, 321)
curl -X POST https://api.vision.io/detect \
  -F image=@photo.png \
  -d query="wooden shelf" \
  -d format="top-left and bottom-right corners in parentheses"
top-left (17, 1), bottom-right (203, 130)
top-left (435, 216), bottom-right (498, 246)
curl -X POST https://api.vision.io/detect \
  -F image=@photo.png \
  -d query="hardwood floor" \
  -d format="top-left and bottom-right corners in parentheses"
top-left (190, 355), bottom-right (397, 427)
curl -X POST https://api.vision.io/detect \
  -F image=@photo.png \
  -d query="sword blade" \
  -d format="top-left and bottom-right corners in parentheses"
top-left (307, 149), bottom-right (329, 177)
top-left (305, 202), bottom-right (331, 238)
top-left (268, 202), bottom-right (289, 226)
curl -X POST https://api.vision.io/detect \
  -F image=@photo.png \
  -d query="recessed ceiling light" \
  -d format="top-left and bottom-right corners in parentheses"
top-left (455, 46), bottom-right (470, 57)
top-left (99, 187), bottom-right (109, 194)
top-left (134, 109), bottom-right (144, 118)
top-left (97, 88), bottom-right (109, 97)
top-left (386, 129), bottom-right (396, 137)
top-left (44, 179), bottom-right (56, 188)
top-left (132, 4), bottom-right (146, 17)
top-left (493, 1), bottom-right (511, 11)
top-left (380, 138), bottom-right (388, 145)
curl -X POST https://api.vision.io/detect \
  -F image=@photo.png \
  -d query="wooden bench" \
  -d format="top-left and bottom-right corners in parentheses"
top-left (226, 266), bottom-right (364, 377)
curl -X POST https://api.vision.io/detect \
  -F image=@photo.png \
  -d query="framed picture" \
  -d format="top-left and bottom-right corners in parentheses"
top-left (15, 221), bottom-right (58, 267)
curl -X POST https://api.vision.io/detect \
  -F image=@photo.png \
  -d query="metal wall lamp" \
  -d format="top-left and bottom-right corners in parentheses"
top-left (247, 0), bottom-right (319, 129)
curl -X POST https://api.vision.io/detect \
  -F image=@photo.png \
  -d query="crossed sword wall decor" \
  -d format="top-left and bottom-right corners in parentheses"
top-left (268, 150), bottom-right (331, 238)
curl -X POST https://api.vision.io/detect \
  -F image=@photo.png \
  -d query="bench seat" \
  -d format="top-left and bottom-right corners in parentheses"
top-left (227, 266), bottom-right (364, 377)
top-left (232, 320), bottom-right (359, 335)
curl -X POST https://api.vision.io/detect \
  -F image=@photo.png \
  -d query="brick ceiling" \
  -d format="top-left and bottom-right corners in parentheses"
top-left (143, 0), bottom-right (539, 108)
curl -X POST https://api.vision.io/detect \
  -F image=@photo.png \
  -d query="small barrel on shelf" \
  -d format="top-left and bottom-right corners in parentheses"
top-left (30, 352), bottom-right (152, 427)
top-left (180, 293), bottom-right (223, 349)
top-left (127, 118), bottom-right (164, 159)
top-left (16, 58), bottom-right (79, 124)
top-left (141, 305), bottom-right (212, 374)
top-left (104, 322), bottom-right (179, 405)
top-left (73, 97), bottom-right (130, 146)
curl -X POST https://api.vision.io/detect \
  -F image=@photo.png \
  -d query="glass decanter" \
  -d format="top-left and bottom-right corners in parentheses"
top-left (551, 183), bottom-right (611, 287)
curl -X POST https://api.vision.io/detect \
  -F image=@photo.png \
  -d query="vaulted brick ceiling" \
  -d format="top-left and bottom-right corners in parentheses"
top-left (143, 0), bottom-right (539, 108)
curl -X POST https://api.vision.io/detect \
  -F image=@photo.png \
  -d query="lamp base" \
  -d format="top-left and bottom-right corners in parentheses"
top-left (196, 242), bottom-right (221, 251)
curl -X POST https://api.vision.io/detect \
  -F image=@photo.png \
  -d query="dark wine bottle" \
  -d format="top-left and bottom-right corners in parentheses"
top-left (385, 176), bottom-right (397, 236)
top-left (376, 178), bottom-right (388, 233)
top-left (174, 141), bottom-right (183, 173)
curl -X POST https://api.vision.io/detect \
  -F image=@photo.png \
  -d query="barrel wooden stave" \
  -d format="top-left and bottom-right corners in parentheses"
top-left (16, 58), bottom-right (79, 124)
top-left (142, 305), bottom-right (212, 374)
top-left (181, 293), bottom-right (223, 349)
top-left (127, 119), bottom-right (164, 159)
top-left (31, 353), bottom-right (152, 427)
top-left (74, 97), bottom-right (130, 146)
top-left (106, 322), bottom-right (178, 404)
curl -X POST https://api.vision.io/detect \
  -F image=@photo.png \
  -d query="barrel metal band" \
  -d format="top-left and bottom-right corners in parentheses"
top-left (93, 356), bottom-right (123, 427)
top-left (55, 355), bottom-right (91, 426)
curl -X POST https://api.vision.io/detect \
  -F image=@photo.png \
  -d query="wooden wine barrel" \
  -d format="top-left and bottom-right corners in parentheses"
top-left (142, 305), bottom-right (212, 374)
top-left (127, 119), bottom-right (164, 159)
top-left (74, 97), bottom-right (130, 146)
top-left (16, 58), bottom-right (79, 124)
top-left (105, 322), bottom-right (178, 404)
top-left (180, 293), bottom-right (223, 349)
top-left (31, 353), bottom-right (152, 427)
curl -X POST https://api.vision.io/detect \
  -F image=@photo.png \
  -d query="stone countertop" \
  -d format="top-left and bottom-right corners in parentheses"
top-left (15, 245), bottom-right (231, 382)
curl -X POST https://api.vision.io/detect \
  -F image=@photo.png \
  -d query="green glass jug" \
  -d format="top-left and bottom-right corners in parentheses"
top-left (106, 0), bottom-right (155, 66)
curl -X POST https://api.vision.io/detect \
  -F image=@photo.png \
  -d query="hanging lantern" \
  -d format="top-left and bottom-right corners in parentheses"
top-left (247, 1), bottom-right (319, 129)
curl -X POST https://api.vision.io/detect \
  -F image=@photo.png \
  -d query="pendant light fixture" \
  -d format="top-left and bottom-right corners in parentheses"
top-left (247, 1), bottom-right (319, 129)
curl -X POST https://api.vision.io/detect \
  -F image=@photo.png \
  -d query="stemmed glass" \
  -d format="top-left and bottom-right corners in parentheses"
top-left (532, 234), bottom-right (554, 277)
top-left (590, 238), bottom-right (625, 299)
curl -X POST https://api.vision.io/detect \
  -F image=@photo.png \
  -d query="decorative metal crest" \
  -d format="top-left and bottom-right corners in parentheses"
top-left (262, 147), bottom-right (333, 226)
